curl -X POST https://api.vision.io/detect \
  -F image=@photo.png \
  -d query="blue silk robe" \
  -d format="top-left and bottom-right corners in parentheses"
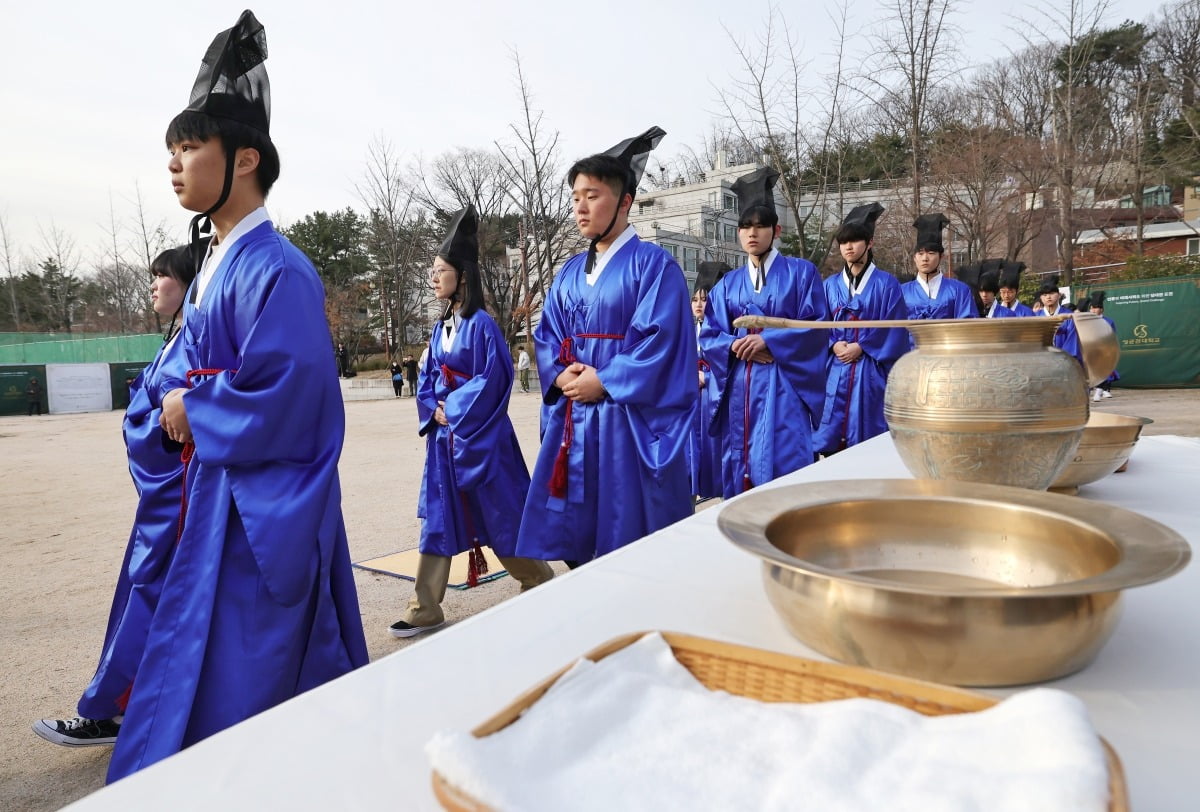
top-left (901, 276), bottom-right (976, 320)
top-left (984, 302), bottom-right (1017, 318)
top-left (108, 222), bottom-right (368, 782)
top-left (77, 340), bottom-right (187, 723)
top-left (417, 311), bottom-right (529, 558)
top-left (689, 321), bottom-right (722, 499)
top-left (813, 265), bottom-right (910, 455)
top-left (1049, 308), bottom-right (1082, 367)
top-left (1004, 301), bottom-right (1036, 317)
top-left (516, 236), bottom-right (696, 563)
top-left (700, 255), bottom-right (830, 498)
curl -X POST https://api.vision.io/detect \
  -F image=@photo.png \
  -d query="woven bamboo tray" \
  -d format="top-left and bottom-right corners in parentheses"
top-left (432, 631), bottom-right (1128, 812)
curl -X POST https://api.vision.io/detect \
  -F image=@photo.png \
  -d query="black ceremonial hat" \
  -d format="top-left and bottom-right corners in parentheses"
top-left (731, 167), bottom-right (780, 220)
top-left (602, 126), bottom-right (667, 193)
top-left (1091, 290), bottom-right (1107, 309)
top-left (956, 262), bottom-right (982, 290)
top-left (1037, 273), bottom-right (1061, 295)
top-left (184, 9), bottom-right (271, 134)
top-left (694, 261), bottom-right (731, 295)
top-left (836, 202), bottom-right (885, 242)
top-left (913, 213), bottom-right (949, 253)
top-left (979, 269), bottom-right (1001, 294)
top-left (438, 205), bottom-right (479, 274)
top-left (1076, 294), bottom-right (1092, 312)
top-left (999, 261), bottom-right (1025, 289)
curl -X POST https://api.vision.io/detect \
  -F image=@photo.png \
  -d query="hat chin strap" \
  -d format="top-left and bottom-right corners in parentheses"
top-left (585, 186), bottom-right (627, 275)
top-left (186, 151), bottom-right (237, 297)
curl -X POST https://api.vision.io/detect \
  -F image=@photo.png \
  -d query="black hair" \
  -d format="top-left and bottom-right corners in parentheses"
top-left (440, 258), bottom-right (486, 321)
top-left (737, 205), bottom-right (779, 229)
top-left (150, 245), bottom-right (200, 290)
top-left (567, 155), bottom-right (634, 203)
top-left (834, 223), bottom-right (871, 244)
top-left (165, 110), bottom-right (280, 196)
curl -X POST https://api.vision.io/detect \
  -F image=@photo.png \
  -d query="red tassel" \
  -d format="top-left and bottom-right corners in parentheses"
top-left (466, 545), bottom-right (488, 588)
top-left (549, 443), bottom-right (569, 498)
top-left (115, 682), bottom-right (133, 713)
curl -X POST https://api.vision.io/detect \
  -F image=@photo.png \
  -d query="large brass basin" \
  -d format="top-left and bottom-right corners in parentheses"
top-left (1050, 412), bottom-right (1153, 493)
top-left (718, 479), bottom-right (1190, 686)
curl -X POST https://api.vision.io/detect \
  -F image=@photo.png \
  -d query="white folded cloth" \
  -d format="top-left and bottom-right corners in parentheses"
top-left (427, 633), bottom-right (1109, 811)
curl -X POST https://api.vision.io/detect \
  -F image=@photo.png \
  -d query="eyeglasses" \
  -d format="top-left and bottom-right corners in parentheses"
top-left (429, 267), bottom-right (455, 281)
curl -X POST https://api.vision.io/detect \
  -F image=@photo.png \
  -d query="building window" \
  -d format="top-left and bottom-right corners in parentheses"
top-left (1188, 237), bottom-right (1199, 256)
top-left (662, 242), bottom-right (679, 258)
top-left (638, 201), bottom-right (653, 214)
top-left (704, 221), bottom-right (716, 240)
top-left (723, 194), bottom-right (737, 211)
top-left (683, 247), bottom-right (699, 274)
top-left (722, 224), bottom-right (737, 244)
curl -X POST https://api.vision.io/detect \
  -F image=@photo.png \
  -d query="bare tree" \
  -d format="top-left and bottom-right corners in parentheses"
top-left (495, 51), bottom-right (580, 345)
top-left (1020, 0), bottom-right (1113, 284)
top-left (710, 3), bottom-right (854, 260)
top-left (0, 212), bottom-right (22, 330)
top-left (357, 135), bottom-right (430, 357)
top-left (90, 194), bottom-right (148, 333)
top-left (125, 181), bottom-right (169, 333)
top-left (862, 0), bottom-right (961, 212)
top-left (36, 222), bottom-right (83, 332)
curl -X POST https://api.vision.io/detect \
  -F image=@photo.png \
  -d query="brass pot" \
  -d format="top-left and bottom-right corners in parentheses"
top-left (1050, 412), bottom-right (1154, 493)
top-left (718, 479), bottom-right (1191, 686)
top-left (884, 319), bottom-right (1088, 490)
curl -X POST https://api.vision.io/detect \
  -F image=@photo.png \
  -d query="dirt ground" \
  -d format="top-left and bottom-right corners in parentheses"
top-left (0, 385), bottom-right (1196, 810)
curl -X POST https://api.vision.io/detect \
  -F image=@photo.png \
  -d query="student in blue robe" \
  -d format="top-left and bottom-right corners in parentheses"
top-left (1037, 274), bottom-right (1086, 373)
top-left (127, 11), bottom-right (368, 782)
top-left (958, 261), bottom-right (1017, 319)
top-left (516, 127), bottom-right (696, 566)
top-left (998, 261), bottom-right (1036, 317)
top-left (900, 213), bottom-right (976, 322)
top-left (700, 167), bottom-right (830, 497)
top-left (1089, 291), bottom-right (1119, 400)
top-left (813, 203), bottom-right (909, 456)
top-left (689, 261), bottom-right (729, 499)
top-left (32, 244), bottom-right (199, 749)
top-left (389, 206), bottom-right (552, 638)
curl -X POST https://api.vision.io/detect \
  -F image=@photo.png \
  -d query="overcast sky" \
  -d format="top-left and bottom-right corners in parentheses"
top-left (0, 0), bottom-right (1155, 268)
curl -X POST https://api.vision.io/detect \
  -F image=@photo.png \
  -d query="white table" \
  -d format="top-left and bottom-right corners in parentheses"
top-left (67, 434), bottom-right (1200, 810)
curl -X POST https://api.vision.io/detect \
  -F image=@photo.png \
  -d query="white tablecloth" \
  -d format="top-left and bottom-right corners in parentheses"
top-left (66, 434), bottom-right (1200, 811)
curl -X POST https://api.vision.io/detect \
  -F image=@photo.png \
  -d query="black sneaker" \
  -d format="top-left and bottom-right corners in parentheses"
top-left (389, 619), bottom-right (445, 639)
top-left (32, 716), bottom-right (120, 747)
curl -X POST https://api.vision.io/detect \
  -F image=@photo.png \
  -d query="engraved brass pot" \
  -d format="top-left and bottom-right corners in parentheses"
top-left (718, 479), bottom-right (1191, 686)
top-left (884, 318), bottom-right (1088, 490)
top-left (1050, 412), bottom-right (1153, 493)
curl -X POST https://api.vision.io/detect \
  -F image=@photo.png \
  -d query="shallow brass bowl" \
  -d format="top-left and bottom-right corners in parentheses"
top-left (1050, 412), bottom-right (1153, 493)
top-left (718, 478), bottom-right (1190, 686)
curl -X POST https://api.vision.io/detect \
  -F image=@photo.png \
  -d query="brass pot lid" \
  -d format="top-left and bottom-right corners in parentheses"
top-left (718, 478), bottom-right (1190, 598)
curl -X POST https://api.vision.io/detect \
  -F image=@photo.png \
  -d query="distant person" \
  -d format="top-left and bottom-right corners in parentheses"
top-left (391, 206), bottom-right (552, 638)
top-left (403, 353), bottom-right (419, 397)
top-left (516, 345), bottom-right (531, 393)
top-left (390, 360), bottom-right (404, 397)
top-left (116, 11), bottom-right (366, 782)
top-left (700, 166), bottom-right (829, 496)
top-left (1089, 291), bottom-right (1118, 401)
top-left (997, 262), bottom-right (1035, 317)
top-left (33, 242), bottom-right (200, 750)
top-left (26, 377), bottom-right (42, 416)
top-left (689, 261), bottom-right (729, 500)
top-left (336, 342), bottom-right (350, 378)
top-left (516, 127), bottom-right (696, 568)
top-left (977, 266), bottom-right (1016, 318)
top-left (813, 203), bottom-right (909, 456)
top-left (900, 214), bottom-right (975, 322)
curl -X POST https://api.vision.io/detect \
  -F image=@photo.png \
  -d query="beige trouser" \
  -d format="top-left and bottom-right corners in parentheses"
top-left (403, 552), bottom-right (554, 626)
